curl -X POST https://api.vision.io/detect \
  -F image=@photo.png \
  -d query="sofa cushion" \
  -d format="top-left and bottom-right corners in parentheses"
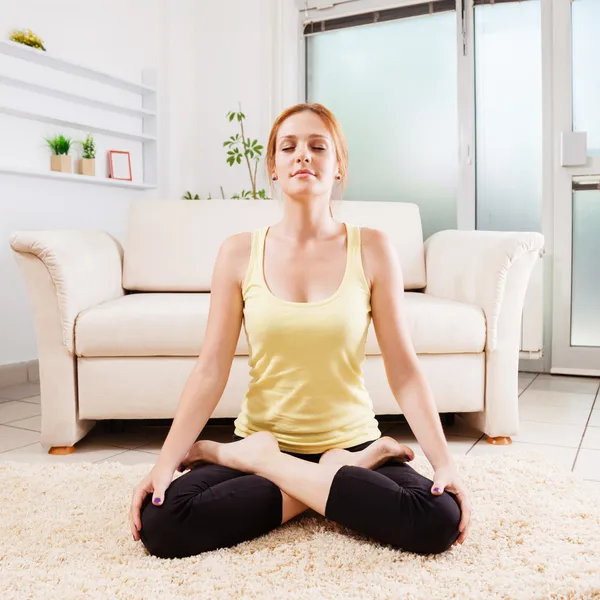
top-left (75, 292), bottom-right (486, 358)
top-left (122, 199), bottom-right (427, 292)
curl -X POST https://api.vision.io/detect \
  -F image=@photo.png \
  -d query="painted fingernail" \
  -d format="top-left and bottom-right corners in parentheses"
top-left (154, 498), bottom-right (161, 504)
top-left (404, 454), bottom-right (412, 461)
top-left (434, 487), bottom-right (441, 493)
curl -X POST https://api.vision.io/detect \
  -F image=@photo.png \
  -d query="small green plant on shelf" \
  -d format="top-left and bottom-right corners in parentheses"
top-left (75, 133), bottom-right (96, 176)
top-left (44, 134), bottom-right (72, 155)
top-left (10, 29), bottom-right (46, 51)
top-left (80, 133), bottom-right (96, 159)
top-left (44, 134), bottom-right (73, 173)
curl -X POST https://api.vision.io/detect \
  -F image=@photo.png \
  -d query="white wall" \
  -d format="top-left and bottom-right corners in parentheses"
top-left (191, 0), bottom-right (280, 200)
top-left (0, 0), bottom-right (286, 366)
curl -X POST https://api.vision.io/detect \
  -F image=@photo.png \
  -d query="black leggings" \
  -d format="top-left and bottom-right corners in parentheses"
top-left (139, 434), bottom-right (461, 559)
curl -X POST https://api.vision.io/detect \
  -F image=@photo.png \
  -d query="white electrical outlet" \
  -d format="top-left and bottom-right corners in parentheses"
top-left (560, 131), bottom-right (587, 166)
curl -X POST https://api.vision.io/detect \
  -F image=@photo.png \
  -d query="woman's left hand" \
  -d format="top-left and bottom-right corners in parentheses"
top-left (431, 464), bottom-right (472, 546)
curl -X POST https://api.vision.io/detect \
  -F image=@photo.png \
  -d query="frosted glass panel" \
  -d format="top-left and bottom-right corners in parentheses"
top-left (571, 190), bottom-right (600, 347)
top-left (572, 0), bottom-right (600, 157)
top-left (474, 2), bottom-right (542, 232)
top-left (306, 13), bottom-right (457, 240)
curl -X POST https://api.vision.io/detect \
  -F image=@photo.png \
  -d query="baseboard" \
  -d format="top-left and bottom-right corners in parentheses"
top-left (519, 354), bottom-right (548, 374)
top-left (0, 359), bottom-right (39, 387)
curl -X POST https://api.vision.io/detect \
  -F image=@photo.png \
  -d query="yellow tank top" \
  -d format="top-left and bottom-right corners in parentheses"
top-left (233, 222), bottom-right (382, 453)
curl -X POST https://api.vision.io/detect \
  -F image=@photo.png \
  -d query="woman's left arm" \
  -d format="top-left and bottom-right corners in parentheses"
top-left (364, 228), bottom-right (472, 544)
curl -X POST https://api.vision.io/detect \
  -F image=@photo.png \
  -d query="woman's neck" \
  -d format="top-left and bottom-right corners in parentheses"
top-left (277, 197), bottom-right (340, 241)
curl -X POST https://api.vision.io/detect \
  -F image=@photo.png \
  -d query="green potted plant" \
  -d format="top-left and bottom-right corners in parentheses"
top-left (77, 133), bottom-right (96, 176)
top-left (44, 134), bottom-right (73, 173)
top-left (183, 102), bottom-right (270, 200)
top-left (224, 103), bottom-right (269, 200)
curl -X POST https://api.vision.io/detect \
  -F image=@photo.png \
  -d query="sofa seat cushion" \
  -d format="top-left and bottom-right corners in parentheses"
top-left (75, 291), bottom-right (486, 358)
top-left (75, 293), bottom-right (240, 358)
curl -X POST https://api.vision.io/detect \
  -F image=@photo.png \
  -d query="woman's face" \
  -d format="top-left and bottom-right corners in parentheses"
top-left (273, 111), bottom-right (339, 201)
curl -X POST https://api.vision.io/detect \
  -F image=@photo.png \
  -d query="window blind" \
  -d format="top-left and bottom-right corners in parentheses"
top-left (302, 0), bottom-right (455, 36)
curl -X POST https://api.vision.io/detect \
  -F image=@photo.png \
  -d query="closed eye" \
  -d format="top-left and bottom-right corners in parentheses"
top-left (282, 147), bottom-right (325, 151)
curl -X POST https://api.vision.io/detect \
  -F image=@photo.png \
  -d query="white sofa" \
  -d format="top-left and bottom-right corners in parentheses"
top-left (10, 199), bottom-right (545, 455)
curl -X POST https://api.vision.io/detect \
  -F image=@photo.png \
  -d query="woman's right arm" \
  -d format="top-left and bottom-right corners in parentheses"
top-left (153, 232), bottom-right (250, 473)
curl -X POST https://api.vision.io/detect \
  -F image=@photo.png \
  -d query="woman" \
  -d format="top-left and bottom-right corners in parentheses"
top-left (129, 103), bottom-right (472, 559)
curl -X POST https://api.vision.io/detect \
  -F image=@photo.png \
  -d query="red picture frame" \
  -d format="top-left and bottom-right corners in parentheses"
top-left (108, 150), bottom-right (132, 181)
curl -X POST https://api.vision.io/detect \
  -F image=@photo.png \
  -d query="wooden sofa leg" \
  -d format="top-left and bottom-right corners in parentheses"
top-left (486, 436), bottom-right (512, 445)
top-left (48, 446), bottom-right (76, 455)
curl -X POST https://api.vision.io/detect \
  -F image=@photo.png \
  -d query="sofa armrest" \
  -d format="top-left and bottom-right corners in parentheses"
top-left (424, 230), bottom-right (545, 353)
top-left (424, 230), bottom-right (545, 439)
top-left (10, 230), bottom-right (124, 355)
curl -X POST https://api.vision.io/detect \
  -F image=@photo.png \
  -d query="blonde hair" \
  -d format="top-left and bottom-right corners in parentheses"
top-left (265, 103), bottom-right (349, 205)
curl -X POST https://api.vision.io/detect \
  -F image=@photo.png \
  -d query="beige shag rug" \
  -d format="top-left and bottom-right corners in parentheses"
top-left (1, 452), bottom-right (600, 600)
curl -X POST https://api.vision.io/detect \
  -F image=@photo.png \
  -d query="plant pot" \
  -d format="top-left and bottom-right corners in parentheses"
top-left (51, 155), bottom-right (72, 173)
top-left (78, 158), bottom-right (95, 176)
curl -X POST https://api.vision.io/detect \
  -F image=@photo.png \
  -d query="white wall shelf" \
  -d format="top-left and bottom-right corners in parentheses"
top-left (0, 40), bottom-right (155, 95)
top-left (0, 105), bottom-right (156, 142)
top-left (0, 75), bottom-right (156, 118)
top-left (0, 165), bottom-right (157, 190)
top-left (0, 40), bottom-right (158, 189)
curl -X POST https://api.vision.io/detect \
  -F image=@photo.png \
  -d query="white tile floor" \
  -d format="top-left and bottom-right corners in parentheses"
top-left (0, 373), bottom-right (599, 483)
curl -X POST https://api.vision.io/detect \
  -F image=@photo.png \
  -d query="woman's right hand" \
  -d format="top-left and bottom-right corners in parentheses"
top-left (130, 464), bottom-right (176, 542)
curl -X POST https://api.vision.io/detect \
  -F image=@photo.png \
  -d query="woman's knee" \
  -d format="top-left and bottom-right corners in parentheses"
top-left (394, 489), bottom-right (461, 555)
top-left (418, 491), bottom-right (461, 554)
top-left (138, 495), bottom-right (171, 557)
top-left (138, 493), bottom-right (194, 559)
top-left (138, 471), bottom-right (283, 559)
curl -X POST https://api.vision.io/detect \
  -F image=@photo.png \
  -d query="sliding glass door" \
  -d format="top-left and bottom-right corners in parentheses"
top-left (303, 0), bottom-right (544, 241)
top-left (552, 0), bottom-right (600, 374)
top-left (474, 0), bottom-right (542, 234)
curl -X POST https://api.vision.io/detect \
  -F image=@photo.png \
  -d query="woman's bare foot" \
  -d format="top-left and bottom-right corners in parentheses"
top-left (319, 436), bottom-right (415, 470)
top-left (179, 431), bottom-right (280, 474)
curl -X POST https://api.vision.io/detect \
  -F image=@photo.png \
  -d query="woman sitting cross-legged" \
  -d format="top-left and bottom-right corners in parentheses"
top-left (128, 102), bottom-right (472, 559)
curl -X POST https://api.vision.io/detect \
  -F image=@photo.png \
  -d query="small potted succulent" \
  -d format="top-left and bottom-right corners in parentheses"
top-left (77, 133), bottom-right (96, 176)
top-left (44, 134), bottom-right (73, 173)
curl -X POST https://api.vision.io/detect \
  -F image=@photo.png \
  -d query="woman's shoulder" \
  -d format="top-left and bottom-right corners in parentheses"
top-left (356, 226), bottom-right (400, 283)
top-left (219, 231), bottom-right (252, 258)
top-left (215, 232), bottom-right (253, 285)
top-left (357, 226), bottom-right (392, 252)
